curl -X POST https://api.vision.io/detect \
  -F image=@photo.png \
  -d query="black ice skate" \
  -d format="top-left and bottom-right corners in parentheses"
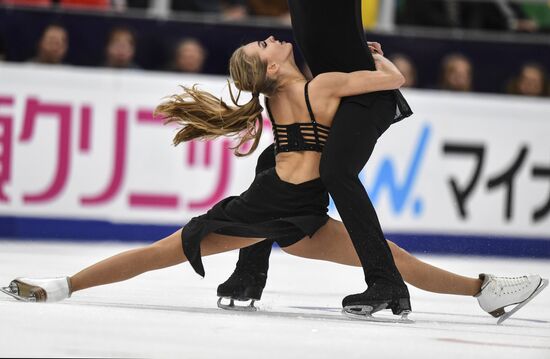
top-left (217, 269), bottom-right (267, 312)
top-left (342, 281), bottom-right (413, 323)
top-left (216, 241), bottom-right (272, 312)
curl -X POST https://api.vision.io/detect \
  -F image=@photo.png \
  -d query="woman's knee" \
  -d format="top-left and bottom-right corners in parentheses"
top-left (281, 238), bottom-right (319, 260)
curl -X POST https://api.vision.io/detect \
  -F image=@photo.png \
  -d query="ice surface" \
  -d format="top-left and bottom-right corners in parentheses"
top-left (0, 240), bottom-right (549, 358)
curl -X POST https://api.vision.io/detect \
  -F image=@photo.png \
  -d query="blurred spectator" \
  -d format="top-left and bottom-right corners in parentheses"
top-left (397, 0), bottom-right (537, 32)
top-left (389, 53), bottom-right (417, 88)
top-left (439, 53), bottom-right (473, 92)
top-left (507, 63), bottom-right (548, 97)
top-left (247, 0), bottom-right (290, 24)
top-left (29, 24), bottom-right (68, 65)
top-left (170, 38), bottom-right (207, 73)
top-left (104, 26), bottom-right (138, 69)
top-left (1, 0), bottom-right (51, 7)
top-left (171, 0), bottom-right (247, 21)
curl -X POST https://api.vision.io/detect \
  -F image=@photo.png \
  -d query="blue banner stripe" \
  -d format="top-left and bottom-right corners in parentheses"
top-left (387, 233), bottom-right (550, 259)
top-left (0, 216), bottom-right (549, 258)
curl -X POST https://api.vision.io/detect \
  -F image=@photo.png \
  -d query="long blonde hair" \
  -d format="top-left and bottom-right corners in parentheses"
top-left (155, 47), bottom-right (278, 156)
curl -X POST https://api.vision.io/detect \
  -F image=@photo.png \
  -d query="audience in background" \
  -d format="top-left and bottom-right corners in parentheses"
top-left (29, 23), bottom-right (68, 65)
top-left (507, 63), bottom-right (548, 97)
top-left (439, 53), bottom-right (473, 92)
top-left (170, 38), bottom-right (207, 73)
top-left (1, 2), bottom-right (548, 98)
top-left (438, 53), bottom-right (473, 92)
top-left (103, 26), bottom-right (138, 69)
top-left (389, 53), bottom-right (417, 88)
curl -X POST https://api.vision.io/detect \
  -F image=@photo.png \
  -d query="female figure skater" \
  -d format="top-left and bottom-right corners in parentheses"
top-left (3, 36), bottom-right (546, 323)
top-left (220, 0), bottom-right (413, 316)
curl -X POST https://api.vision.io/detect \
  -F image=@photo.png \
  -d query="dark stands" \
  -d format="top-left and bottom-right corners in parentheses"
top-left (0, 5), bottom-right (549, 95)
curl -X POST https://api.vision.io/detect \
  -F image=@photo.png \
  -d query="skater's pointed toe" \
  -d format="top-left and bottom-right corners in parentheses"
top-left (476, 273), bottom-right (548, 324)
top-left (1, 277), bottom-right (70, 303)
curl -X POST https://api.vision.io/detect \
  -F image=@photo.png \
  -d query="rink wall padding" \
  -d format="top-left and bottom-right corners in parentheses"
top-left (1, 216), bottom-right (549, 259)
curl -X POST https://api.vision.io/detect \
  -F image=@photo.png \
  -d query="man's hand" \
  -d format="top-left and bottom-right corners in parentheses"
top-left (367, 41), bottom-right (383, 55)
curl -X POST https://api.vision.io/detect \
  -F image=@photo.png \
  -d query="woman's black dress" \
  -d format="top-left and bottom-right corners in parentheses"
top-left (182, 165), bottom-right (329, 277)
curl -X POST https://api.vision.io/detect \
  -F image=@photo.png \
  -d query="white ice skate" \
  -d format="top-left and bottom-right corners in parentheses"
top-left (0, 277), bottom-right (71, 302)
top-left (475, 273), bottom-right (548, 324)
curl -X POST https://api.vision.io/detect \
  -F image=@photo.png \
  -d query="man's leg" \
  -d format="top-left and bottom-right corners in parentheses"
top-left (288, 0), bottom-right (376, 74)
top-left (289, 0), bottom-right (409, 312)
top-left (320, 99), bottom-right (409, 314)
top-left (319, 98), bottom-right (406, 286)
top-left (216, 145), bottom-right (276, 303)
top-left (217, 240), bottom-right (272, 301)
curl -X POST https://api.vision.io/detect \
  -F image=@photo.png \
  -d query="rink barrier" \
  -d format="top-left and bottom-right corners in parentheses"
top-left (2, 65), bottom-right (550, 248)
top-left (1, 216), bottom-right (549, 259)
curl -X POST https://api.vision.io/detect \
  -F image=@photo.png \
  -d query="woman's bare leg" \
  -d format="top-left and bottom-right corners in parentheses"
top-left (70, 229), bottom-right (263, 293)
top-left (283, 219), bottom-right (482, 296)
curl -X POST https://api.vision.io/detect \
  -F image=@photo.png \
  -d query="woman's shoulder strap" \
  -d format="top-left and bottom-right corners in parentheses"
top-left (304, 80), bottom-right (317, 124)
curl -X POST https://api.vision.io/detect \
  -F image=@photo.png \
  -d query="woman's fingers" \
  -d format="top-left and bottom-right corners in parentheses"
top-left (367, 41), bottom-right (383, 55)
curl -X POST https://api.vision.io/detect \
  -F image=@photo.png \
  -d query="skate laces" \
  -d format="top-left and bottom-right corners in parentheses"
top-left (489, 276), bottom-right (530, 296)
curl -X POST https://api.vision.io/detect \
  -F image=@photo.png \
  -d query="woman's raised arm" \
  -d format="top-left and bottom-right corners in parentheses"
top-left (313, 54), bottom-right (405, 98)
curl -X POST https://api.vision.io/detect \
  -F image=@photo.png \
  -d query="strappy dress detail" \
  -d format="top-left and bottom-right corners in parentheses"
top-left (266, 81), bottom-right (330, 154)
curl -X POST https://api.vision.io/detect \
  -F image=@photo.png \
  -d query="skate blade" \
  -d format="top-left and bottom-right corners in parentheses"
top-left (0, 286), bottom-right (32, 302)
top-left (343, 302), bottom-right (388, 316)
top-left (217, 297), bottom-right (258, 312)
top-left (342, 308), bottom-right (414, 324)
top-left (497, 278), bottom-right (548, 325)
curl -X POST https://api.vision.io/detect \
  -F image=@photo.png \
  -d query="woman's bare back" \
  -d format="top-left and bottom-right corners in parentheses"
top-left (268, 78), bottom-right (340, 184)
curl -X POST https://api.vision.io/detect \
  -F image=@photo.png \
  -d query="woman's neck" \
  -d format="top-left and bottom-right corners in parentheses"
top-left (277, 63), bottom-right (307, 90)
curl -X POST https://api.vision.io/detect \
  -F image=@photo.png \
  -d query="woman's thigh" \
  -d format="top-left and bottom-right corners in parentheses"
top-left (282, 218), bottom-right (361, 266)
top-left (199, 233), bottom-right (265, 258)
top-left (156, 229), bottom-right (265, 263)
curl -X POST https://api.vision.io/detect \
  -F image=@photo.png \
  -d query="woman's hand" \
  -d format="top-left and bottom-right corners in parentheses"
top-left (367, 41), bottom-right (383, 55)
top-left (372, 53), bottom-right (384, 69)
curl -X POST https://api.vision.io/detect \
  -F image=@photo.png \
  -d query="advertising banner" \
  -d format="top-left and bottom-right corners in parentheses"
top-left (1, 64), bottom-right (549, 256)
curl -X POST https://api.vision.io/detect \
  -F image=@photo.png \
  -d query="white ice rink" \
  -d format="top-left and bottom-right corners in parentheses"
top-left (0, 240), bottom-right (549, 358)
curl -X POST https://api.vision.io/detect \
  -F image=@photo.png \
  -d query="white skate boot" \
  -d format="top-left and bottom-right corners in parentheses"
top-left (475, 273), bottom-right (548, 324)
top-left (0, 277), bottom-right (72, 302)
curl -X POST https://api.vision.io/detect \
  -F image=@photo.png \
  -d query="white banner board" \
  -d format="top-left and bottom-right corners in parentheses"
top-left (0, 64), bottom-right (549, 246)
